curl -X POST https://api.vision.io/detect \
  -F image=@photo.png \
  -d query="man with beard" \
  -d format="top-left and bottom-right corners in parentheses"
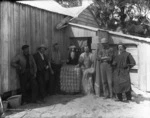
top-left (112, 43), bottom-right (135, 102)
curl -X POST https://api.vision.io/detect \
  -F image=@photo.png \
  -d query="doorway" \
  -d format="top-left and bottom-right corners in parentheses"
top-left (70, 37), bottom-right (92, 52)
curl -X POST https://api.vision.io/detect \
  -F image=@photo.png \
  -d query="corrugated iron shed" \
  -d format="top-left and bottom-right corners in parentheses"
top-left (17, 0), bottom-right (93, 18)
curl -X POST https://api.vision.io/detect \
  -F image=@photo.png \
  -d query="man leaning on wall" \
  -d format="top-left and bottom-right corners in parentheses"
top-left (11, 45), bottom-right (38, 104)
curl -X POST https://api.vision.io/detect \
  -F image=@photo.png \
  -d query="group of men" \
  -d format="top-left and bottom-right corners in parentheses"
top-left (79, 37), bottom-right (136, 102)
top-left (11, 36), bottom-right (135, 105)
top-left (11, 43), bottom-right (62, 104)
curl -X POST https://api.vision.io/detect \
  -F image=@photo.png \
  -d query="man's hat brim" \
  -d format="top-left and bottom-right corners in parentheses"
top-left (38, 45), bottom-right (47, 50)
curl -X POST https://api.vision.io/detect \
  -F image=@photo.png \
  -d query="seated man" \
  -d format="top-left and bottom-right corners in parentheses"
top-left (78, 45), bottom-right (95, 95)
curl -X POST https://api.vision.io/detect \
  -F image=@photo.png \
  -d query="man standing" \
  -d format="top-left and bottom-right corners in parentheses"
top-left (34, 44), bottom-right (52, 101)
top-left (11, 45), bottom-right (38, 104)
top-left (78, 45), bottom-right (95, 95)
top-left (51, 43), bottom-right (62, 94)
top-left (98, 38), bottom-right (114, 98)
top-left (112, 43), bottom-right (135, 102)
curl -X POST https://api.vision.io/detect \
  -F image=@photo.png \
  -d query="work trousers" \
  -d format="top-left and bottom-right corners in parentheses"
top-left (19, 70), bottom-right (38, 103)
top-left (117, 90), bottom-right (132, 101)
top-left (100, 62), bottom-right (113, 98)
top-left (44, 69), bottom-right (55, 96)
top-left (48, 73), bottom-right (55, 95)
top-left (36, 71), bottom-right (46, 100)
top-left (51, 63), bottom-right (61, 94)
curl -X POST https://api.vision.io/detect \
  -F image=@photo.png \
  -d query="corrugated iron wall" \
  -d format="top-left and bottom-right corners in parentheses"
top-left (0, 1), bottom-right (68, 94)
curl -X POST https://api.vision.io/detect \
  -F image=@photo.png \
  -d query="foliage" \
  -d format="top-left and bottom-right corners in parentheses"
top-left (90, 0), bottom-right (150, 37)
top-left (55, 0), bottom-right (150, 37)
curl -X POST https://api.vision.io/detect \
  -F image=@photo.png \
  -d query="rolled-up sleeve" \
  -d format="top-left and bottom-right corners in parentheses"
top-left (11, 55), bottom-right (20, 69)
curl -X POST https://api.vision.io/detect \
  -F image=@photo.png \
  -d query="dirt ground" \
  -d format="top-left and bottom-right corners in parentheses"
top-left (5, 86), bottom-right (150, 118)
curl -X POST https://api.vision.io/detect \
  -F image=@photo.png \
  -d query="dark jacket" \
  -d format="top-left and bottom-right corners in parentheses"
top-left (113, 51), bottom-right (136, 93)
top-left (33, 52), bottom-right (49, 72)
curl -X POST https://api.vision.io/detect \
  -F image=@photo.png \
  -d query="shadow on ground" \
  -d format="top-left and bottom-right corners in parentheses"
top-left (5, 94), bottom-right (84, 116)
top-left (5, 90), bottom-right (150, 116)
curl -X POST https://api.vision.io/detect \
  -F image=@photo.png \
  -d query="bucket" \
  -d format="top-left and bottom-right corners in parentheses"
top-left (7, 95), bottom-right (22, 108)
top-left (2, 101), bottom-right (8, 112)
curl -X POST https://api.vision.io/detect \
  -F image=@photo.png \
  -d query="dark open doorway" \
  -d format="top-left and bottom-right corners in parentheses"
top-left (70, 37), bottom-right (92, 52)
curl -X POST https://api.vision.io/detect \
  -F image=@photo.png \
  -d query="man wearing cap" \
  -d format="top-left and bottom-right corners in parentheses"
top-left (11, 45), bottom-right (38, 104)
top-left (34, 44), bottom-right (53, 101)
top-left (97, 38), bottom-right (114, 98)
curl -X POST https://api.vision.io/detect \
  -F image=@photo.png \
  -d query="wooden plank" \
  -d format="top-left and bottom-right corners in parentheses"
top-left (25, 6), bottom-right (31, 46)
top-left (30, 7), bottom-right (36, 53)
top-left (40, 10), bottom-right (44, 44)
top-left (1, 2), bottom-right (9, 93)
top-left (17, 4), bottom-right (22, 54)
top-left (15, 3), bottom-right (20, 88)
top-left (52, 13), bottom-right (56, 44)
top-left (8, 2), bottom-right (14, 92)
top-left (11, 3), bottom-right (19, 91)
top-left (39, 10), bottom-right (42, 45)
top-left (58, 14), bottom-right (63, 58)
top-left (19, 5), bottom-right (26, 48)
top-left (43, 11), bottom-right (48, 47)
top-left (47, 12), bottom-right (52, 57)
top-left (35, 9), bottom-right (40, 48)
top-left (0, 1), bottom-right (2, 93)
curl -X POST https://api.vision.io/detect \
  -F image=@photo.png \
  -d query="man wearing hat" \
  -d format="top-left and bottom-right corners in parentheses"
top-left (34, 44), bottom-right (53, 102)
top-left (11, 45), bottom-right (38, 104)
top-left (97, 38), bottom-right (114, 98)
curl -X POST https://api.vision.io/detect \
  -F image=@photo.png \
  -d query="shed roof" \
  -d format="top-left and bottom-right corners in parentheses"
top-left (99, 29), bottom-right (150, 43)
top-left (17, 0), bottom-right (93, 17)
top-left (69, 23), bottom-right (99, 31)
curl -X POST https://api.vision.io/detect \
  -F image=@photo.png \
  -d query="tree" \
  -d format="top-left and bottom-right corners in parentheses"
top-left (90, 0), bottom-right (150, 37)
